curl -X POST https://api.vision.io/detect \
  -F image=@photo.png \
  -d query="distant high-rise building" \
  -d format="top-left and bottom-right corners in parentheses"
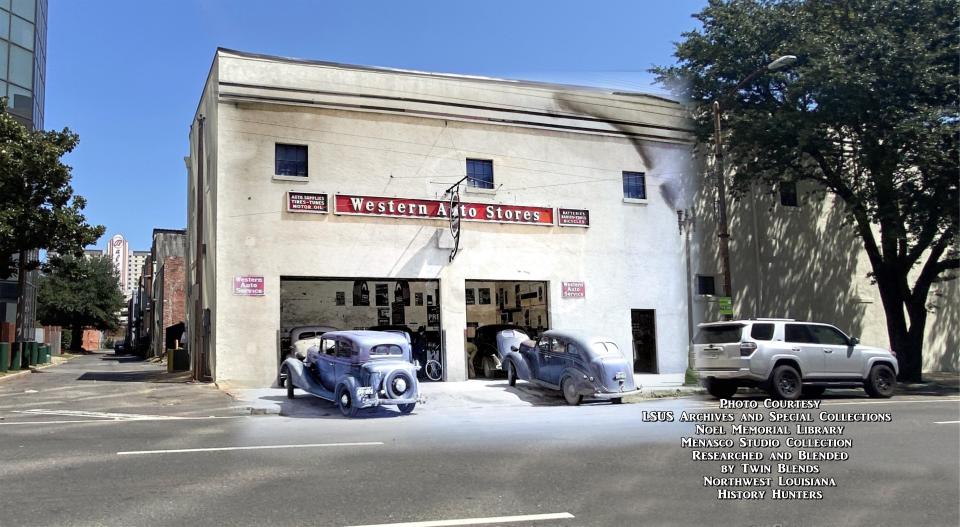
top-left (0, 0), bottom-right (47, 339)
top-left (96, 234), bottom-right (149, 300)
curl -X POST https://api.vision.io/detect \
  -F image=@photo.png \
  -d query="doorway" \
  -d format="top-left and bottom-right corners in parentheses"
top-left (631, 309), bottom-right (658, 373)
top-left (464, 280), bottom-right (549, 378)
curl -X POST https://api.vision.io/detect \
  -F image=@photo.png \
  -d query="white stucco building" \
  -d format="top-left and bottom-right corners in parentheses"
top-left (186, 48), bottom-right (695, 388)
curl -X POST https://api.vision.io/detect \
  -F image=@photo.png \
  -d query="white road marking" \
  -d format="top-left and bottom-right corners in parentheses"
top-left (0, 415), bottom-right (247, 426)
top-left (117, 441), bottom-right (384, 455)
top-left (934, 420), bottom-right (960, 424)
top-left (13, 409), bottom-right (183, 420)
top-left (344, 512), bottom-right (575, 527)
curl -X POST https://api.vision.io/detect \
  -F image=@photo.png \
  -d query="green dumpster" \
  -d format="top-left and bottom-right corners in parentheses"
top-left (11, 342), bottom-right (22, 371)
top-left (28, 342), bottom-right (38, 366)
top-left (38, 345), bottom-right (47, 364)
top-left (0, 342), bottom-right (8, 373)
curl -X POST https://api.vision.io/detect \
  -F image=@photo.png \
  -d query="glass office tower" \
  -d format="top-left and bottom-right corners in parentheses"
top-left (0, 0), bottom-right (45, 129)
top-left (0, 0), bottom-right (46, 336)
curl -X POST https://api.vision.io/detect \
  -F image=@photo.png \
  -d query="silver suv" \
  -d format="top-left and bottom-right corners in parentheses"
top-left (691, 319), bottom-right (898, 400)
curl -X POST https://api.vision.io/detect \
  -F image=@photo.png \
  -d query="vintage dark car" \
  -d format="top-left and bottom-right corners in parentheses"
top-left (472, 324), bottom-right (526, 378)
top-left (279, 330), bottom-right (424, 417)
top-left (496, 329), bottom-right (640, 405)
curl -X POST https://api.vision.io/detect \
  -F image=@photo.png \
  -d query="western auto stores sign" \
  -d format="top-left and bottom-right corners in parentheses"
top-left (335, 194), bottom-right (554, 226)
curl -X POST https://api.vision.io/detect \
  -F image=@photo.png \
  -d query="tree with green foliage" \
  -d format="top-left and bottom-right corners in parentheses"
top-left (37, 255), bottom-right (124, 352)
top-left (0, 98), bottom-right (104, 279)
top-left (653, 0), bottom-right (958, 381)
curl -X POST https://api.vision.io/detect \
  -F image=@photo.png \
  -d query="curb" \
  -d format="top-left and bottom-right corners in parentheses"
top-left (0, 355), bottom-right (78, 383)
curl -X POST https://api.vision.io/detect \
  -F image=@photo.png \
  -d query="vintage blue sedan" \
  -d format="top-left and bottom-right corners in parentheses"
top-left (496, 329), bottom-right (640, 405)
top-left (280, 330), bottom-right (424, 417)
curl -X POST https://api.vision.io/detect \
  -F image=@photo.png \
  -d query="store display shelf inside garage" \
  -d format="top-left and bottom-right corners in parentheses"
top-left (279, 277), bottom-right (442, 379)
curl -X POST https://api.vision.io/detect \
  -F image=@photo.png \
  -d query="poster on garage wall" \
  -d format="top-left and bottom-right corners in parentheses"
top-left (375, 284), bottom-right (388, 306)
top-left (352, 281), bottom-right (369, 306)
top-left (427, 305), bottom-right (440, 327)
top-left (391, 301), bottom-right (405, 325)
top-left (377, 308), bottom-right (390, 325)
top-left (394, 281), bottom-right (411, 306)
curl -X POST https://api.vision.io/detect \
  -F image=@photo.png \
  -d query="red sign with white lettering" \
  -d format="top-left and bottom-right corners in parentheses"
top-left (334, 194), bottom-right (554, 226)
top-left (234, 276), bottom-right (265, 296)
top-left (562, 282), bottom-right (585, 298)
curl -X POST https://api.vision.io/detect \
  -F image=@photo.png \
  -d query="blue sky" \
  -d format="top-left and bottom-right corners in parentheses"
top-left (47, 0), bottom-right (705, 250)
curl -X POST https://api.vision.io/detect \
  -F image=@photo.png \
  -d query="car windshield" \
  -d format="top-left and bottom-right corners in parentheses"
top-left (694, 324), bottom-right (745, 344)
top-left (592, 341), bottom-right (622, 357)
top-left (370, 344), bottom-right (404, 357)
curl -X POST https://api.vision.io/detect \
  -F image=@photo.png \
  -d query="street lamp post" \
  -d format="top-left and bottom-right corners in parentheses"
top-left (712, 55), bottom-right (796, 320)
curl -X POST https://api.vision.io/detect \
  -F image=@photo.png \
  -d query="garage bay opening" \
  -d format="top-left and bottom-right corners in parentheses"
top-left (464, 280), bottom-right (549, 379)
top-left (280, 277), bottom-right (443, 381)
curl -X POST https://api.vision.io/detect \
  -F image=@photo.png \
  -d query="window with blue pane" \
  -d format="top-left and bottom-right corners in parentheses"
top-left (622, 171), bottom-right (646, 200)
top-left (275, 143), bottom-right (308, 177)
top-left (466, 158), bottom-right (494, 189)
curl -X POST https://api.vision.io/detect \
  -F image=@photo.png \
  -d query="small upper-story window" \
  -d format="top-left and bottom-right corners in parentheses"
top-left (696, 275), bottom-right (716, 296)
top-left (276, 144), bottom-right (308, 177)
top-left (466, 159), bottom-right (494, 189)
top-left (623, 171), bottom-right (647, 200)
top-left (779, 181), bottom-right (799, 207)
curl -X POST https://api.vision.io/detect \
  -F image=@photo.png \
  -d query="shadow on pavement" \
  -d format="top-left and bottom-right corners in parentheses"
top-left (77, 371), bottom-right (193, 383)
top-left (262, 395), bottom-right (409, 420)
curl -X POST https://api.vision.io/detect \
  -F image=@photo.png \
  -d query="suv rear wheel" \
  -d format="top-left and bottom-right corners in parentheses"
top-left (704, 378), bottom-right (738, 399)
top-left (864, 364), bottom-right (896, 398)
top-left (768, 364), bottom-right (802, 400)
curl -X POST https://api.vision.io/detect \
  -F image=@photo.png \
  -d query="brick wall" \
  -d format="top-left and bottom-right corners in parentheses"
top-left (148, 256), bottom-right (187, 357)
top-left (162, 256), bottom-right (185, 332)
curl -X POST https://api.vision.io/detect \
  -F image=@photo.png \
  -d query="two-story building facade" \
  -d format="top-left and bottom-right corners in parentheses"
top-left (186, 48), bottom-right (695, 388)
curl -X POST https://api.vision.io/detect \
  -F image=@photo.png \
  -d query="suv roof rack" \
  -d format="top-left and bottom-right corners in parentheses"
top-left (753, 318), bottom-right (796, 321)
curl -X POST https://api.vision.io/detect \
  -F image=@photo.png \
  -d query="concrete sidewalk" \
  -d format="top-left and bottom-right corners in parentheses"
top-left (226, 373), bottom-right (703, 416)
top-left (0, 352), bottom-right (247, 421)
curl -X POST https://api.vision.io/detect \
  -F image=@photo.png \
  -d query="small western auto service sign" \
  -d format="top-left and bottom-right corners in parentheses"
top-left (334, 194), bottom-right (554, 226)
top-left (558, 208), bottom-right (590, 227)
top-left (287, 191), bottom-right (328, 213)
top-left (562, 282), bottom-right (585, 298)
top-left (234, 276), bottom-right (265, 296)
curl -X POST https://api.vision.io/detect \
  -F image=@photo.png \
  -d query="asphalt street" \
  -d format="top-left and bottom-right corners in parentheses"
top-left (1, 354), bottom-right (957, 527)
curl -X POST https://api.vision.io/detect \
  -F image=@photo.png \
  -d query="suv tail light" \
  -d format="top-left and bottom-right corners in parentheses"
top-left (740, 342), bottom-right (757, 356)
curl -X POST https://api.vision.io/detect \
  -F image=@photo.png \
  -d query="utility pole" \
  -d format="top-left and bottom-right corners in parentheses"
top-left (711, 55), bottom-right (797, 321)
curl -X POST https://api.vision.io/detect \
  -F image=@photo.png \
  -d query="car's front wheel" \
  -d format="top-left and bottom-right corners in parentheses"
top-left (561, 377), bottom-right (582, 406)
top-left (704, 378), bottom-right (738, 399)
top-left (769, 364), bottom-right (802, 400)
top-left (398, 403), bottom-right (416, 414)
top-left (864, 364), bottom-right (896, 398)
top-left (506, 361), bottom-right (517, 387)
top-left (336, 387), bottom-right (360, 417)
top-left (482, 356), bottom-right (497, 378)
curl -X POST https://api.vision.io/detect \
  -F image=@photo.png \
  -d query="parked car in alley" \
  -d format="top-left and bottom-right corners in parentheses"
top-left (279, 330), bottom-right (424, 417)
top-left (495, 329), bottom-right (639, 405)
top-left (691, 319), bottom-right (898, 400)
